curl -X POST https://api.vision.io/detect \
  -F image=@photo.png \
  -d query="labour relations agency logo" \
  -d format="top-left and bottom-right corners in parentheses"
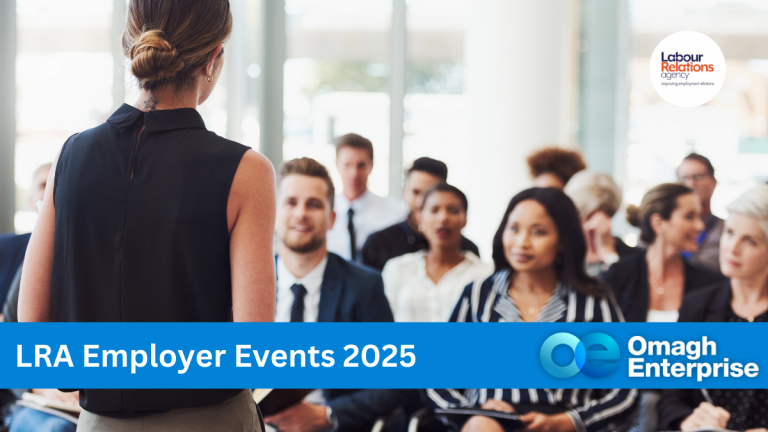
top-left (540, 333), bottom-right (620, 378)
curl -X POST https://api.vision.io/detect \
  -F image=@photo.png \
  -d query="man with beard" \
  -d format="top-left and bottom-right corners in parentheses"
top-left (266, 157), bottom-right (407, 432)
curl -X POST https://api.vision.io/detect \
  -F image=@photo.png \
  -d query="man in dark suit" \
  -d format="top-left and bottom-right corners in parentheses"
top-left (361, 157), bottom-right (479, 271)
top-left (264, 157), bottom-right (407, 432)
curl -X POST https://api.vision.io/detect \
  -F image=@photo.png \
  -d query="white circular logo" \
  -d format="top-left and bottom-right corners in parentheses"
top-left (649, 31), bottom-right (726, 108)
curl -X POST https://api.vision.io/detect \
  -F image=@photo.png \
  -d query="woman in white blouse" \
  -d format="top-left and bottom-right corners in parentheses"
top-left (382, 184), bottom-right (493, 322)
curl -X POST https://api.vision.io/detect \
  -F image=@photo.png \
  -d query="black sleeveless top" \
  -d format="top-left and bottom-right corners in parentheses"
top-left (52, 104), bottom-right (249, 416)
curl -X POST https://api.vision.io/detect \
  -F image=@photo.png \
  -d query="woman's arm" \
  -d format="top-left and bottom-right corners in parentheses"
top-left (18, 147), bottom-right (62, 322)
top-left (228, 150), bottom-right (277, 322)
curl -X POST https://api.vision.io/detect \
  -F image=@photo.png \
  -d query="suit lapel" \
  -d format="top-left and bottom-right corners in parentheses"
top-left (318, 253), bottom-right (344, 322)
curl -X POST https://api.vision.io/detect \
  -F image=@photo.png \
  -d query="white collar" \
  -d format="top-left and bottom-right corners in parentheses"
top-left (339, 189), bottom-right (372, 212)
top-left (277, 255), bottom-right (328, 294)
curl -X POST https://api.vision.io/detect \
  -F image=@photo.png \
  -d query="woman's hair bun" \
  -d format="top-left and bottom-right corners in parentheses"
top-left (128, 30), bottom-right (185, 82)
top-left (625, 204), bottom-right (642, 227)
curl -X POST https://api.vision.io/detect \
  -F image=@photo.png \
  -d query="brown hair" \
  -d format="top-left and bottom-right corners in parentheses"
top-left (678, 153), bottom-right (715, 178)
top-left (527, 147), bottom-right (587, 185)
top-left (335, 133), bottom-right (374, 162)
top-left (123, 0), bottom-right (233, 90)
top-left (280, 158), bottom-right (336, 208)
top-left (626, 183), bottom-right (693, 244)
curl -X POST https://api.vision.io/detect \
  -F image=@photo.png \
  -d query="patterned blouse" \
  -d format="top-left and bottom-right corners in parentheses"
top-left (708, 307), bottom-right (768, 430)
top-left (426, 270), bottom-right (639, 432)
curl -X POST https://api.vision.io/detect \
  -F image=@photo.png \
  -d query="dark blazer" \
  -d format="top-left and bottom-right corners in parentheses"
top-left (361, 220), bottom-right (480, 271)
top-left (601, 250), bottom-right (726, 322)
top-left (658, 281), bottom-right (731, 430)
top-left (0, 233), bottom-right (30, 310)
top-left (277, 252), bottom-right (408, 431)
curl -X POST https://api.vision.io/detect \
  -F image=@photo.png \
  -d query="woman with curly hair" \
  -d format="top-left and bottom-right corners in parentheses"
top-left (526, 147), bottom-right (587, 190)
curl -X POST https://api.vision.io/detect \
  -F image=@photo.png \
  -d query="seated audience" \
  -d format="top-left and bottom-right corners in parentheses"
top-left (660, 185), bottom-right (768, 431)
top-left (363, 157), bottom-right (479, 271)
top-left (677, 153), bottom-right (723, 273)
top-left (564, 171), bottom-right (635, 276)
top-left (382, 184), bottom-right (492, 322)
top-left (266, 157), bottom-right (408, 432)
top-left (0, 163), bottom-right (50, 319)
top-left (526, 147), bottom-right (586, 190)
top-left (603, 183), bottom-right (724, 323)
top-left (427, 187), bottom-right (637, 432)
top-left (326, 133), bottom-right (406, 262)
top-left (2, 266), bottom-right (78, 432)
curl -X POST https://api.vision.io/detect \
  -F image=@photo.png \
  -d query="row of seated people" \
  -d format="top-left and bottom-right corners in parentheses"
top-left (0, 146), bottom-right (758, 432)
top-left (264, 157), bottom-right (768, 432)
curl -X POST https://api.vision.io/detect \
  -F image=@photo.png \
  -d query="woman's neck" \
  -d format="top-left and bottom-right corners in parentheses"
top-left (731, 275), bottom-right (768, 306)
top-left (426, 243), bottom-right (464, 267)
top-left (512, 267), bottom-right (559, 295)
top-left (646, 240), bottom-right (683, 279)
top-left (133, 87), bottom-right (199, 111)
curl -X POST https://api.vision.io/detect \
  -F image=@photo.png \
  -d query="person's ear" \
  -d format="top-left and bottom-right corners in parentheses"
top-left (205, 43), bottom-right (224, 78)
top-left (649, 213), bottom-right (665, 236)
top-left (328, 209), bottom-right (336, 231)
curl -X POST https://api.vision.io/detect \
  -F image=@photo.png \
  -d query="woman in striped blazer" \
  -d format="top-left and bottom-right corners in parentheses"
top-left (427, 188), bottom-right (638, 432)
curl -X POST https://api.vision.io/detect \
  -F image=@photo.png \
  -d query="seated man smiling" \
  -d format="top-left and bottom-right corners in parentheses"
top-left (265, 157), bottom-right (408, 432)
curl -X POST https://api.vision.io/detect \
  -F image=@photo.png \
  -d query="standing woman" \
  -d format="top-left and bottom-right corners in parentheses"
top-left (602, 183), bottom-right (724, 323)
top-left (659, 185), bottom-right (768, 432)
top-left (427, 188), bottom-right (637, 432)
top-left (382, 184), bottom-right (492, 322)
top-left (18, 0), bottom-right (276, 430)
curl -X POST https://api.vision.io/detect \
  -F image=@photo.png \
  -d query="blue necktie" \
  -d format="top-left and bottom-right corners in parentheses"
top-left (290, 283), bottom-right (307, 322)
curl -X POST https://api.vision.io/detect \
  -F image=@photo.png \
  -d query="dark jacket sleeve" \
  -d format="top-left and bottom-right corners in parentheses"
top-left (361, 235), bottom-right (385, 272)
top-left (327, 389), bottom-right (412, 432)
top-left (2, 263), bottom-right (22, 323)
top-left (361, 273), bottom-right (394, 323)
top-left (658, 389), bottom-right (701, 431)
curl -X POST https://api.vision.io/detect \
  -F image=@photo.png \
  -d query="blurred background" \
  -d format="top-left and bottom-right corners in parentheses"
top-left (2, 0), bottom-right (768, 259)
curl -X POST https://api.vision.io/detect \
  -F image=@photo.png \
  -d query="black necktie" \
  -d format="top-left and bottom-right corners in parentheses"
top-left (290, 283), bottom-right (307, 322)
top-left (347, 208), bottom-right (357, 261)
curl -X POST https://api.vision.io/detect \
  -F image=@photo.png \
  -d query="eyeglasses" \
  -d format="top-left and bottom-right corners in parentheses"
top-left (679, 173), bottom-right (711, 183)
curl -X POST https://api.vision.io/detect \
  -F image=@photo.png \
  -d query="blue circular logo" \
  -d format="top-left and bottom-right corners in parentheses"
top-left (540, 332), bottom-right (620, 378)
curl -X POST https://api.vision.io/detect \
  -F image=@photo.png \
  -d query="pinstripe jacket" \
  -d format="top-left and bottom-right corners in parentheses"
top-left (426, 270), bottom-right (639, 432)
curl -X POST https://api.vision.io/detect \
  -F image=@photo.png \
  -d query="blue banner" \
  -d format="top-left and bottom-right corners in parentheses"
top-left (1, 323), bottom-right (765, 389)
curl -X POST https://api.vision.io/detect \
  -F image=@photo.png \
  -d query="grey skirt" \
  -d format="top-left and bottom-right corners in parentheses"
top-left (77, 389), bottom-right (263, 432)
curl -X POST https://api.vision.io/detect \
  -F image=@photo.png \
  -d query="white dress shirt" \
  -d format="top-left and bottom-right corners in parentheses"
top-left (275, 255), bottom-right (328, 323)
top-left (327, 190), bottom-right (406, 261)
top-left (382, 250), bottom-right (494, 322)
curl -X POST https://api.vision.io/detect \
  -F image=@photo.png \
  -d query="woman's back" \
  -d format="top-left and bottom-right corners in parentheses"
top-left (52, 105), bottom-right (248, 323)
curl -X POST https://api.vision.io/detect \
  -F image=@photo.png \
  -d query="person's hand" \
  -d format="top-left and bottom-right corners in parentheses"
top-left (263, 402), bottom-right (330, 432)
top-left (583, 211), bottom-right (616, 260)
top-left (31, 389), bottom-right (79, 406)
top-left (680, 402), bottom-right (730, 431)
top-left (481, 399), bottom-right (515, 413)
top-left (519, 412), bottom-right (575, 432)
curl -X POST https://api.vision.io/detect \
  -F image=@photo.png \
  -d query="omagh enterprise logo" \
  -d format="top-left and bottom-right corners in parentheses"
top-left (540, 332), bottom-right (620, 379)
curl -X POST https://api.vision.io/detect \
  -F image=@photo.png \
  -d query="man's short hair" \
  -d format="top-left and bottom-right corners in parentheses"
top-left (680, 153), bottom-right (715, 178)
top-left (279, 157), bottom-right (335, 208)
top-left (407, 157), bottom-right (448, 182)
top-left (335, 133), bottom-right (374, 162)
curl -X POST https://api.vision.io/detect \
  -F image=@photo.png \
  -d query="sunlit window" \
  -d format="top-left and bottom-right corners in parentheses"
top-left (283, 0), bottom-right (392, 196)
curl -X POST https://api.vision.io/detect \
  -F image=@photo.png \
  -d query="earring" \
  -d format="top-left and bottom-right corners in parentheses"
top-left (207, 76), bottom-right (212, 82)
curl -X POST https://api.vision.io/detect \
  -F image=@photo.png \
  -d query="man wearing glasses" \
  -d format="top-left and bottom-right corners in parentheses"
top-left (677, 153), bottom-right (723, 273)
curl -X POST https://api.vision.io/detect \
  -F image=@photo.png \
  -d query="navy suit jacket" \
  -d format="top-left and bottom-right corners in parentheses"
top-left (276, 252), bottom-right (408, 431)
